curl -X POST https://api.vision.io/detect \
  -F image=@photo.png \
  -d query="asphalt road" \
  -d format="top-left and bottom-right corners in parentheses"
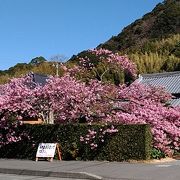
top-left (0, 173), bottom-right (87, 180)
top-left (0, 159), bottom-right (180, 180)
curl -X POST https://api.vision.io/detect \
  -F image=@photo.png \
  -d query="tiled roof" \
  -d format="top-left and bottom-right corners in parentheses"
top-left (137, 71), bottom-right (180, 106)
top-left (138, 71), bottom-right (180, 94)
top-left (169, 98), bottom-right (180, 107)
top-left (33, 73), bottom-right (48, 86)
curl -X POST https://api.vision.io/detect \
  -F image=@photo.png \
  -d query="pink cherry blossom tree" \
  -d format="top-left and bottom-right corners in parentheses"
top-left (67, 48), bottom-right (137, 84)
top-left (0, 48), bottom-right (179, 156)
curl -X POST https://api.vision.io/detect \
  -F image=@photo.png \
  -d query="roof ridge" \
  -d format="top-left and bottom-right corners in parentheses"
top-left (141, 71), bottom-right (180, 78)
top-left (33, 73), bottom-right (49, 78)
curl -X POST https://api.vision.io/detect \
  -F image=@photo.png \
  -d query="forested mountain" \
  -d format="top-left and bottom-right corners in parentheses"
top-left (98, 0), bottom-right (180, 73)
top-left (99, 0), bottom-right (180, 51)
top-left (0, 0), bottom-right (179, 84)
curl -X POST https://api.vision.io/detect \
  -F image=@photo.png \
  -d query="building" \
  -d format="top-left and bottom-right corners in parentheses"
top-left (28, 72), bottom-right (49, 86)
top-left (137, 71), bottom-right (180, 106)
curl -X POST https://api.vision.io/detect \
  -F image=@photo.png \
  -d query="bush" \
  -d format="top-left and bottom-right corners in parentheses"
top-left (151, 148), bottom-right (165, 159)
top-left (0, 124), bottom-right (152, 161)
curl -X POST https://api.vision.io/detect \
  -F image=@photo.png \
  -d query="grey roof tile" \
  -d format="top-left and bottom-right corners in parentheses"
top-left (138, 71), bottom-right (180, 94)
top-left (168, 98), bottom-right (180, 107)
top-left (137, 71), bottom-right (180, 106)
top-left (33, 73), bottom-right (48, 86)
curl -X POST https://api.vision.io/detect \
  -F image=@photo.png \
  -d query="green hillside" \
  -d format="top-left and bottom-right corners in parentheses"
top-left (98, 0), bottom-right (180, 73)
top-left (0, 57), bottom-right (62, 84)
top-left (99, 0), bottom-right (180, 52)
top-left (128, 34), bottom-right (180, 73)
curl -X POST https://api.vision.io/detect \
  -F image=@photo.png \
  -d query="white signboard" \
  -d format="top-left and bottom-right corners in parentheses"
top-left (36, 143), bottom-right (57, 158)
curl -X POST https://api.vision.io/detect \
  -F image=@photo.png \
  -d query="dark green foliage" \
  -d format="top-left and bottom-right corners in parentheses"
top-left (7, 63), bottom-right (33, 76)
top-left (100, 0), bottom-right (180, 52)
top-left (96, 125), bottom-right (152, 161)
top-left (29, 56), bottom-right (47, 65)
top-left (170, 42), bottom-right (180, 57)
top-left (150, 0), bottom-right (180, 38)
top-left (0, 124), bottom-right (152, 161)
top-left (151, 148), bottom-right (165, 159)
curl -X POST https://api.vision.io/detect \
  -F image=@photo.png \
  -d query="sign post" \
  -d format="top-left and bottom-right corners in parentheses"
top-left (36, 143), bottom-right (62, 162)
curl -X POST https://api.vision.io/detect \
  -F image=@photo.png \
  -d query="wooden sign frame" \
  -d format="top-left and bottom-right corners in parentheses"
top-left (35, 143), bottom-right (62, 162)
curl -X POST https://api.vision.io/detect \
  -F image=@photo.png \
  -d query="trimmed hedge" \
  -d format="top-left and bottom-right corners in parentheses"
top-left (0, 124), bottom-right (152, 161)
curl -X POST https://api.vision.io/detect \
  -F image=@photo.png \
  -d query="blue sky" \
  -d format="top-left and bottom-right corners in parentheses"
top-left (0, 0), bottom-right (163, 70)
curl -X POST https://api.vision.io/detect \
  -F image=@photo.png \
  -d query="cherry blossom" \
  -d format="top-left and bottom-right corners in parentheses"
top-left (0, 49), bottom-right (179, 156)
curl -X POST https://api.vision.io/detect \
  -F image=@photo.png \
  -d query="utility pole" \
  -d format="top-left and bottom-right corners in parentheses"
top-left (53, 62), bottom-right (60, 77)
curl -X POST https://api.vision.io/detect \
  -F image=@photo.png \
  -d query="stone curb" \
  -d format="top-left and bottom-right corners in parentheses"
top-left (0, 168), bottom-right (102, 180)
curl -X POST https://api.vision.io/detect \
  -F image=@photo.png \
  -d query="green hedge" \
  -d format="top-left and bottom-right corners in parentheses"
top-left (0, 124), bottom-right (152, 161)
